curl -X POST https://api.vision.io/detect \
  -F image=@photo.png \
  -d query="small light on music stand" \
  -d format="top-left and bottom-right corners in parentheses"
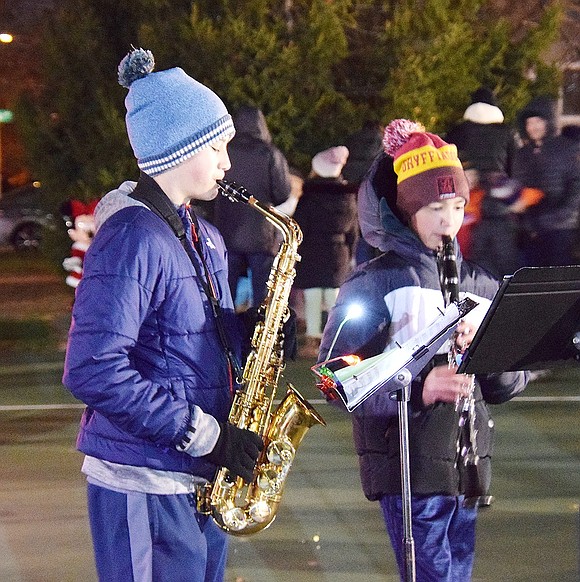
top-left (325, 303), bottom-right (363, 360)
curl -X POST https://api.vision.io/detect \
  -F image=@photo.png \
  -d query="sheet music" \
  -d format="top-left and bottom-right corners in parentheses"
top-left (313, 300), bottom-right (477, 411)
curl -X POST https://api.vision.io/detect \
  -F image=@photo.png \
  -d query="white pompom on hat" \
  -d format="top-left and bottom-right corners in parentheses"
top-left (311, 146), bottom-right (349, 178)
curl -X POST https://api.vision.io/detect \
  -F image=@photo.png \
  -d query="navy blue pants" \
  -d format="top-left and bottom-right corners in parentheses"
top-left (380, 494), bottom-right (477, 582)
top-left (227, 251), bottom-right (275, 307)
top-left (87, 484), bottom-right (228, 582)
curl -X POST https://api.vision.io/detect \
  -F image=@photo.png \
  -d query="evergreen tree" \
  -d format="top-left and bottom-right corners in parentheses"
top-left (380, 0), bottom-right (560, 133)
top-left (17, 0), bottom-right (135, 210)
top-left (15, 0), bottom-right (563, 264)
top-left (140, 0), bottom-right (357, 170)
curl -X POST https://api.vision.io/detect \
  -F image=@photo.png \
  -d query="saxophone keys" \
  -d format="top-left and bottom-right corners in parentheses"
top-left (221, 506), bottom-right (248, 532)
top-left (257, 466), bottom-right (282, 495)
top-left (249, 500), bottom-right (272, 523)
top-left (266, 439), bottom-right (295, 466)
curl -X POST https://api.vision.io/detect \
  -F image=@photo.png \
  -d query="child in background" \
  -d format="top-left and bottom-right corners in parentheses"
top-left (470, 172), bottom-right (543, 278)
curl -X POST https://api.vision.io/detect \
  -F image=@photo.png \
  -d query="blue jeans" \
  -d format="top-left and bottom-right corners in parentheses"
top-left (227, 251), bottom-right (275, 307)
top-left (87, 484), bottom-right (228, 582)
top-left (380, 494), bottom-right (477, 582)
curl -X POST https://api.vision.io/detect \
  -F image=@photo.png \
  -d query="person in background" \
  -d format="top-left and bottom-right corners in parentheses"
top-left (294, 146), bottom-right (358, 359)
top-left (319, 119), bottom-right (528, 581)
top-left (454, 166), bottom-right (484, 261)
top-left (560, 124), bottom-right (580, 263)
top-left (213, 106), bottom-right (292, 308)
top-left (342, 119), bottom-right (384, 185)
top-left (63, 48), bottom-right (263, 582)
top-left (513, 96), bottom-right (580, 267)
top-left (343, 119), bottom-right (384, 266)
top-left (445, 86), bottom-right (518, 177)
top-left (283, 167), bottom-right (307, 330)
top-left (445, 87), bottom-right (520, 265)
top-left (469, 172), bottom-right (543, 278)
top-left (561, 123), bottom-right (580, 148)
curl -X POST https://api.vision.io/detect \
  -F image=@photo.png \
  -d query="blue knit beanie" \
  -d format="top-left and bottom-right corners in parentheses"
top-left (118, 48), bottom-right (235, 176)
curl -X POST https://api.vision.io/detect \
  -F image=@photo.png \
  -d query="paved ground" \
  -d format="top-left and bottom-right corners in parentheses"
top-left (0, 353), bottom-right (578, 582)
top-left (0, 254), bottom-right (579, 581)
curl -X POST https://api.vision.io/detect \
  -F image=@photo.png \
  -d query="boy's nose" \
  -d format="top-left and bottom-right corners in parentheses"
top-left (440, 210), bottom-right (454, 225)
top-left (221, 151), bottom-right (231, 172)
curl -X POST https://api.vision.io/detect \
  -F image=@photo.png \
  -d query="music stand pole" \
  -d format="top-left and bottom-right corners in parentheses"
top-left (391, 368), bottom-right (416, 582)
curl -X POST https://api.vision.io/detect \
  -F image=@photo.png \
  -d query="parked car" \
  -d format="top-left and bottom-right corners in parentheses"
top-left (0, 183), bottom-right (55, 250)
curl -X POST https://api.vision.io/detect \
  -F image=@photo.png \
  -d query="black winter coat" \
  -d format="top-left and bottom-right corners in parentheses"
top-left (445, 101), bottom-right (518, 177)
top-left (321, 154), bottom-right (528, 501)
top-left (294, 177), bottom-right (358, 289)
top-left (214, 107), bottom-right (292, 255)
top-left (513, 136), bottom-right (580, 232)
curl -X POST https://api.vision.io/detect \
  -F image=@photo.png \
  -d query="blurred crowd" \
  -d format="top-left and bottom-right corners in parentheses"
top-left (62, 93), bottom-right (580, 358)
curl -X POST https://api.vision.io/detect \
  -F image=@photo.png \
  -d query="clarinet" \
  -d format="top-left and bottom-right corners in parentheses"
top-left (438, 236), bottom-right (486, 508)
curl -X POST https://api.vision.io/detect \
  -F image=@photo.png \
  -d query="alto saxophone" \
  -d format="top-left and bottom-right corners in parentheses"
top-left (197, 179), bottom-right (326, 535)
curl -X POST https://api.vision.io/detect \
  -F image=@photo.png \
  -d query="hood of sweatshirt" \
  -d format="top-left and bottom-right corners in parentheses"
top-left (94, 181), bottom-right (146, 232)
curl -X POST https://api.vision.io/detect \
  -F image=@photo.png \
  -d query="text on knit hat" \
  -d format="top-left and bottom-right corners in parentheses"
top-left (382, 119), bottom-right (470, 220)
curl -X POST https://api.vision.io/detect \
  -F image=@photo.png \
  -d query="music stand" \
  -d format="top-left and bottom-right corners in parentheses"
top-left (458, 265), bottom-right (580, 374)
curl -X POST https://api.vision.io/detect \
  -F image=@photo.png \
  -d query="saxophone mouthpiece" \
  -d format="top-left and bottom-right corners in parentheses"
top-left (217, 179), bottom-right (251, 204)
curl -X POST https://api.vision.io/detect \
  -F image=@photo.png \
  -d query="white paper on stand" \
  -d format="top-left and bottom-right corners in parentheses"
top-left (313, 298), bottom-right (478, 411)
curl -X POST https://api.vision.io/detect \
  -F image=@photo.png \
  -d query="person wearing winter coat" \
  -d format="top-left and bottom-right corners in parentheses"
top-left (213, 106), bottom-right (292, 307)
top-left (445, 87), bottom-right (520, 266)
top-left (62, 48), bottom-right (263, 582)
top-left (318, 120), bottom-right (528, 581)
top-left (342, 119), bottom-right (384, 185)
top-left (342, 119), bottom-right (385, 266)
top-left (445, 86), bottom-right (518, 177)
top-left (513, 96), bottom-right (580, 267)
top-left (293, 146), bottom-right (358, 358)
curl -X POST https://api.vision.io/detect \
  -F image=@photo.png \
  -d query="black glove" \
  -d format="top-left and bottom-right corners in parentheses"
top-left (205, 421), bottom-right (264, 482)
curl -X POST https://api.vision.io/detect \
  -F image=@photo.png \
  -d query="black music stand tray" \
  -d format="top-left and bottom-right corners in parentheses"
top-left (458, 265), bottom-right (580, 374)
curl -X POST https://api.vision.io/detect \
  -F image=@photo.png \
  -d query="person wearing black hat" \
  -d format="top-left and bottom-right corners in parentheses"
top-left (513, 96), bottom-right (580, 267)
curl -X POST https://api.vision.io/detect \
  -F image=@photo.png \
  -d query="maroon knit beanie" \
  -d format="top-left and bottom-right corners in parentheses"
top-left (382, 119), bottom-right (470, 221)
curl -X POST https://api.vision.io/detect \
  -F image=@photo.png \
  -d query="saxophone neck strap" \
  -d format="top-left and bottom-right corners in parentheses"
top-left (130, 172), bottom-right (187, 241)
top-left (130, 173), bottom-right (242, 384)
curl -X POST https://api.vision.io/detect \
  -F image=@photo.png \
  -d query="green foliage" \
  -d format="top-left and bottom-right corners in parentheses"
top-left (16, 0), bottom-right (564, 241)
top-left (16, 0), bottom-right (137, 210)
top-left (141, 0), bottom-right (358, 170)
top-left (381, 0), bottom-right (561, 133)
